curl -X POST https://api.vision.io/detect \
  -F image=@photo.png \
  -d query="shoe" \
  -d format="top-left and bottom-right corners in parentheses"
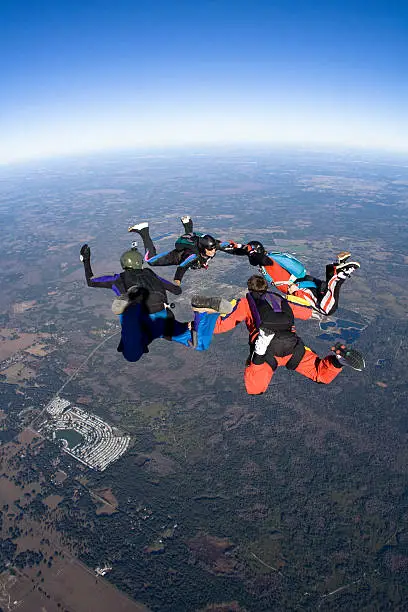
top-left (128, 222), bottom-right (148, 233)
top-left (336, 251), bottom-right (351, 264)
top-left (180, 215), bottom-right (191, 224)
top-left (335, 261), bottom-right (360, 278)
top-left (191, 295), bottom-right (233, 314)
top-left (331, 342), bottom-right (365, 371)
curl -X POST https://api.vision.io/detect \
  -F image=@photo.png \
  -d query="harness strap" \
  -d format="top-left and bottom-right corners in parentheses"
top-left (249, 344), bottom-right (278, 370)
top-left (285, 339), bottom-right (306, 370)
top-left (265, 353), bottom-right (278, 371)
top-left (264, 292), bottom-right (282, 312)
top-left (246, 292), bottom-right (262, 328)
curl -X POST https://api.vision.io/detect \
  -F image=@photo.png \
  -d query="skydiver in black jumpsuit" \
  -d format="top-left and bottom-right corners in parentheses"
top-left (128, 215), bottom-right (218, 284)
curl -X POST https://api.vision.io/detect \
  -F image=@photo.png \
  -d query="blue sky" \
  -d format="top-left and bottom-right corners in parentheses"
top-left (1, 0), bottom-right (408, 162)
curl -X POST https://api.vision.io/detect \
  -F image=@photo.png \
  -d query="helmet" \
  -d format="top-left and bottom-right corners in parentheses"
top-left (120, 248), bottom-right (143, 270)
top-left (246, 240), bottom-right (265, 256)
top-left (198, 234), bottom-right (217, 251)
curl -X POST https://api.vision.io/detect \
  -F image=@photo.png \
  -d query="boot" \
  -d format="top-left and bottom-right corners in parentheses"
top-left (191, 295), bottom-right (233, 314)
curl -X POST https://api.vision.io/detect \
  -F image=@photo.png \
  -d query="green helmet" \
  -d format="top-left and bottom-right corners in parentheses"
top-left (120, 248), bottom-right (143, 270)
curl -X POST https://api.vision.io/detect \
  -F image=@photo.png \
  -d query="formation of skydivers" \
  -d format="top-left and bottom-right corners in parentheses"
top-left (80, 215), bottom-right (364, 395)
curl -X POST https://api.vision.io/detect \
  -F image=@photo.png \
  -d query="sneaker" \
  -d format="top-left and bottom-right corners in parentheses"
top-left (191, 295), bottom-right (233, 314)
top-left (335, 261), bottom-right (360, 278)
top-left (128, 222), bottom-right (148, 233)
top-left (331, 342), bottom-right (365, 371)
top-left (180, 215), bottom-right (191, 224)
top-left (336, 251), bottom-right (351, 264)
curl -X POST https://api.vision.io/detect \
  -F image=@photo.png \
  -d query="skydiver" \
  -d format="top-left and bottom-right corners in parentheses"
top-left (193, 275), bottom-right (365, 395)
top-left (79, 243), bottom-right (231, 362)
top-left (219, 240), bottom-right (360, 316)
top-left (128, 215), bottom-right (218, 285)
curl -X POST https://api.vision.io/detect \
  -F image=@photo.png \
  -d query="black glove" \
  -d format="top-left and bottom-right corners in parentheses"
top-left (80, 244), bottom-right (91, 262)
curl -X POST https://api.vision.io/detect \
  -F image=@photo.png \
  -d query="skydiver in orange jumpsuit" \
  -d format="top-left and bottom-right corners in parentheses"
top-left (193, 275), bottom-right (365, 395)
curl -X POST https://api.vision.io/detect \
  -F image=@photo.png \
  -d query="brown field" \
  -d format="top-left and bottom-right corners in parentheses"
top-left (44, 494), bottom-right (64, 510)
top-left (1, 362), bottom-right (37, 384)
top-left (0, 475), bottom-right (42, 508)
top-left (0, 329), bottom-right (39, 360)
top-left (11, 300), bottom-right (37, 314)
top-left (0, 476), bottom-right (26, 505)
top-left (24, 343), bottom-right (50, 357)
top-left (94, 487), bottom-right (118, 506)
top-left (1, 555), bottom-right (150, 612)
top-left (18, 429), bottom-right (40, 445)
top-left (92, 487), bottom-right (119, 515)
top-left (53, 469), bottom-right (68, 484)
top-left (187, 534), bottom-right (238, 574)
top-left (0, 328), bottom-right (51, 361)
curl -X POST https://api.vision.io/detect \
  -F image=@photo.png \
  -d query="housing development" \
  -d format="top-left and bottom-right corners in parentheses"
top-left (39, 396), bottom-right (131, 471)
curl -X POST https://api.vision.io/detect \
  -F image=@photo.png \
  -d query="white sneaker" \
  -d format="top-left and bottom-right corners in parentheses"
top-left (336, 261), bottom-right (360, 279)
top-left (128, 222), bottom-right (148, 233)
top-left (180, 215), bottom-right (191, 224)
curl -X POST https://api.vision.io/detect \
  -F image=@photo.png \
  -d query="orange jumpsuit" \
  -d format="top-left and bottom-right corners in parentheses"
top-left (214, 296), bottom-right (342, 395)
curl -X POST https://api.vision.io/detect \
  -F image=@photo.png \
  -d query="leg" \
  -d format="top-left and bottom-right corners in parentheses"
top-left (318, 273), bottom-right (344, 315)
top-left (148, 309), bottom-right (220, 351)
top-left (190, 311), bottom-right (220, 350)
top-left (180, 215), bottom-right (193, 234)
top-left (145, 248), bottom-right (182, 267)
top-left (118, 304), bottom-right (152, 362)
top-left (244, 361), bottom-right (274, 395)
top-left (293, 347), bottom-right (342, 384)
top-left (128, 223), bottom-right (157, 258)
top-left (319, 259), bottom-right (360, 315)
top-left (170, 311), bottom-right (220, 350)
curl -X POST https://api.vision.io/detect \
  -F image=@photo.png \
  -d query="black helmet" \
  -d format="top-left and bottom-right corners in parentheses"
top-left (198, 234), bottom-right (217, 251)
top-left (246, 240), bottom-right (265, 256)
top-left (120, 247), bottom-right (143, 270)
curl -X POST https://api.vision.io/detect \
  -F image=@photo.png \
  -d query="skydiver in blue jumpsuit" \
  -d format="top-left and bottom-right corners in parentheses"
top-left (80, 244), bottom-right (230, 362)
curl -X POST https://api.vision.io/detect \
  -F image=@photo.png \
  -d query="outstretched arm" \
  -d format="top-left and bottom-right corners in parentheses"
top-left (80, 244), bottom-right (121, 290)
top-left (217, 240), bottom-right (249, 256)
top-left (214, 298), bottom-right (252, 334)
top-left (174, 253), bottom-right (199, 283)
top-left (156, 274), bottom-right (182, 295)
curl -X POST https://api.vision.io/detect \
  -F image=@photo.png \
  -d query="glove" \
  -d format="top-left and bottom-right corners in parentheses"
top-left (229, 241), bottom-right (241, 249)
top-left (219, 240), bottom-right (240, 251)
top-left (254, 328), bottom-right (275, 356)
top-left (80, 244), bottom-right (91, 262)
